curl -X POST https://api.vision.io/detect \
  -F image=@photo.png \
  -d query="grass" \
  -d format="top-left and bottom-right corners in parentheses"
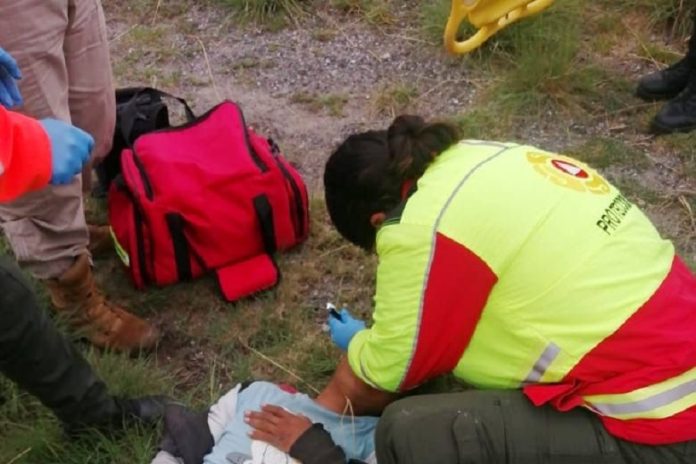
top-left (374, 82), bottom-right (419, 117)
top-left (4, 0), bottom-right (696, 462)
top-left (0, 199), bottom-right (376, 462)
top-left (420, 0), bottom-right (457, 44)
top-left (606, 0), bottom-right (692, 37)
top-left (290, 91), bottom-right (349, 117)
top-left (0, 351), bottom-right (173, 464)
top-left (459, 1), bottom-right (633, 125)
top-left (217, 0), bottom-right (308, 23)
top-left (330, 0), bottom-right (395, 25)
top-left (566, 136), bottom-right (650, 170)
top-left (428, 0), bottom-right (665, 138)
top-left (312, 28), bottom-right (339, 42)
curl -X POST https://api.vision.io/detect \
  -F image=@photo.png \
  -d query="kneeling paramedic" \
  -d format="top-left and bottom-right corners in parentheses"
top-left (318, 115), bottom-right (696, 463)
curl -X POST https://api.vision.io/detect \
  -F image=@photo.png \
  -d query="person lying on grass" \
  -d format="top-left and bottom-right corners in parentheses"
top-left (151, 367), bottom-right (383, 464)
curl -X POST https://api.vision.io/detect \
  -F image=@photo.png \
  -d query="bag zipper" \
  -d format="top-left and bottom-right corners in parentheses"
top-left (131, 152), bottom-right (154, 200)
top-left (133, 206), bottom-right (150, 285)
top-left (132, 101), bottom-right (270, 174)
top-left (236, 105), bottom-right (269, 173)
top-left (268, 140), bottom-right (307, 239)
top-left (115, 176), bottom-right (150, 285)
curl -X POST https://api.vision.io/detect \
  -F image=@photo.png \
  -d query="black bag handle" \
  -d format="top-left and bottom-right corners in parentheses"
top-left (253, 194), bottom-right (278, 255)
top-left (143, 87), bottom-right (196, 122)
top-left (165, 213), bottom-right (192, 282)
top-left (119, 87), bottom-right (196, 148)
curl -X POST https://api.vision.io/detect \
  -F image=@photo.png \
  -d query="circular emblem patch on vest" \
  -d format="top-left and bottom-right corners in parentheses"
top-left (527, 152), bottom-right (610, 195)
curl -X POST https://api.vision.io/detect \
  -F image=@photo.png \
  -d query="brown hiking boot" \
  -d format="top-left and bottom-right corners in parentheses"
top-left (88, 224), bottom-right (114, 257)
top-left (45, 255), bottom-right (160, 352)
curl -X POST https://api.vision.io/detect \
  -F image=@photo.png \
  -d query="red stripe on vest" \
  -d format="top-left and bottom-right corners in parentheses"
top-left (601, 404), bottom-right (696, 445)
top-left (525, 256), bottom-right (696, 444)
top-left (400, 233), bottom-right (497, 390)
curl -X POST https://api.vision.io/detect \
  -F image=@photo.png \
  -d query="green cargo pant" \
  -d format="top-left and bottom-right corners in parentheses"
top-left (376, 390), bottom-right (696, 464)
top-left (0, 255), bottom-right (117, 428)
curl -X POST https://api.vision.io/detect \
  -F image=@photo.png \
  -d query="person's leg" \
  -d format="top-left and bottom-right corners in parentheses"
top-left (651, 54), bottom-right (696, 133)
top-left (376, 390), bottom-right (695, 464)
top-left (636, 12), bottom-right (695, 102)
top-left (66, 0), bottom-right (117, 254)
top-left (0, 0), bottom-right (159, 352)
top-left (639, 7), bottom-right (696, 133)
top-left (65, 0), bottom-right (116, 193)
top-left (0, 255), bottom-right (165, 433)
top-left (636, 7), bottom-right (696, 102)
top-left (0, 0), bottom-right (86, 278)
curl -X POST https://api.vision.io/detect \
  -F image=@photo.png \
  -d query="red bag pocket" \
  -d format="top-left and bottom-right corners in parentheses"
top-left (216, 254), bottom-right (279, 302)
top-left (108, 182), bottom-right (148, 288)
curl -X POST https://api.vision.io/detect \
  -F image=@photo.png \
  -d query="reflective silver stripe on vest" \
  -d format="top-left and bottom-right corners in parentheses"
top-left (398, 144), bottom-right (516, 391)
top-left (523, 342), bottom-right (561, 384)
top-left (589, 378), bottom-right (696, 417)
top-left (458, 140), bottom-right (515, 149)
top-left (0, 161), bottom-right (4, 177)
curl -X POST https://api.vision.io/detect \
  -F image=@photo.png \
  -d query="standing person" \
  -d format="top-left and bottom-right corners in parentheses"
top-left (637, 9), bottom-right (696, 133)
top-left (0, 1), bottom-right (159, 352)
top-left (317, 115), bottom-right (696, 462)
top-left (0, 103), bottom-right (165, 434)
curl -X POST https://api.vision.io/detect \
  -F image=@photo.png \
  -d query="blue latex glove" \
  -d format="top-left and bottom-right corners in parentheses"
top-left (40, 119), bottom-right (94, 185)
top-left (0, 47), bottom-right (22, 108)
top-left (328, 308), bottom-right (366, 351)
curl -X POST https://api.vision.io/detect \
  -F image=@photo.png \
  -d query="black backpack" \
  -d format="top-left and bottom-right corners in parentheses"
top-left (95, 87), bottom-right (195, 193)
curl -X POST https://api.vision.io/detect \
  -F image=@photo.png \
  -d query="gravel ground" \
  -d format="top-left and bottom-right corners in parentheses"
top-left (103, 1), bottom-right (694, 240)
top-left (104, 2), bottom-right (487, 189)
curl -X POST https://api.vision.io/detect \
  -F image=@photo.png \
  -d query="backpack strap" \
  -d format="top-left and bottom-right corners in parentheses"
top-left (165, 213), bottom-right (192, 282)
top-left (119, 87), bottom-right (196, 148)
top-left (252, 194), bottom-right (278, 255)
top-left (142, 87), bottom-right (196, 122)
top-left (214, 195), bottom-right (280, 302)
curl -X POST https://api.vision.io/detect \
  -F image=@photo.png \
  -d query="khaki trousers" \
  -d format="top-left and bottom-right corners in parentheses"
top-left (0, 0), bottom-right (115, 279)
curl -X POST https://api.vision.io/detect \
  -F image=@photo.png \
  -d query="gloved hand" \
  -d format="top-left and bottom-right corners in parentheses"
top-left (40, 119), bottom-right (94, 185)
top-left (0, 47), bottom-right (22, 108)
top-left (328, 308), bottom-right (366, 351)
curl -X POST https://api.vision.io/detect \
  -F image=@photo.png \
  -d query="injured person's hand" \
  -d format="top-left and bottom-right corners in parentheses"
top-left (245, 404), bottom-right (312, 453)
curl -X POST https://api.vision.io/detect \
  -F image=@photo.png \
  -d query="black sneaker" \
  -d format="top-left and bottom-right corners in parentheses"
top-left (651, 77), bottom-right (696, 134)
top-left (637, 58), bottom-right (693, 101)
top-left (118, 395), bottom-right (169, 426)
top-left (65, 395), bottom-right (170, 437)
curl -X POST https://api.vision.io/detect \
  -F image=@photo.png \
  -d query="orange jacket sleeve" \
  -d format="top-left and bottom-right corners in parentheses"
top-left (0, 106), bottom-right (52, 202)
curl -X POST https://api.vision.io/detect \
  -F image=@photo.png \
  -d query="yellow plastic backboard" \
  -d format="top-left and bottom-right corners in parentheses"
top-left (444, 0), bottom-right (555, 54)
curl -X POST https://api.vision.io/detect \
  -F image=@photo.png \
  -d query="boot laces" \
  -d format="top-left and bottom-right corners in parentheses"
top-left (79, 277), bottom-right (123, 337)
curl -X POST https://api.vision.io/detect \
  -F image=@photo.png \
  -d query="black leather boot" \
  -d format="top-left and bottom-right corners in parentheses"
top-left (0, 256), bottom-right (166, 435)
top-left (651, 74), bottom-right (696, 134)
top-left (637, 58), bottom-right (693, 101)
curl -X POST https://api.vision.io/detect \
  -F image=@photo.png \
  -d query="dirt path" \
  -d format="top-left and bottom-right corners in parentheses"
top-left (105, 2), bottom-right (482, 189)
top-left (103, 0), bottom-right (696, 262)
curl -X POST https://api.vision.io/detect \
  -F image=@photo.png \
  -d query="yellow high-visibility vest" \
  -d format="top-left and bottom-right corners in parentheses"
top-left (347, 140), bottom-right (696, 444)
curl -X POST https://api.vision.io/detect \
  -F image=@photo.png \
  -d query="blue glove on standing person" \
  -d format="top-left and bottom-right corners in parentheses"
top-left (0, 47), bottom-right (23, 108)
top-left (328, 308), bottom-right (366, 351)
top-left (40, 119), bottom-right (94, 185)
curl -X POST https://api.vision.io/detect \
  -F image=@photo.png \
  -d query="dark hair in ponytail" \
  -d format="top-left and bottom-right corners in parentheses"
top-left (387, 115), bottom-right (460, 180)
top-left (324, 115), bottom-right (459, 250)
